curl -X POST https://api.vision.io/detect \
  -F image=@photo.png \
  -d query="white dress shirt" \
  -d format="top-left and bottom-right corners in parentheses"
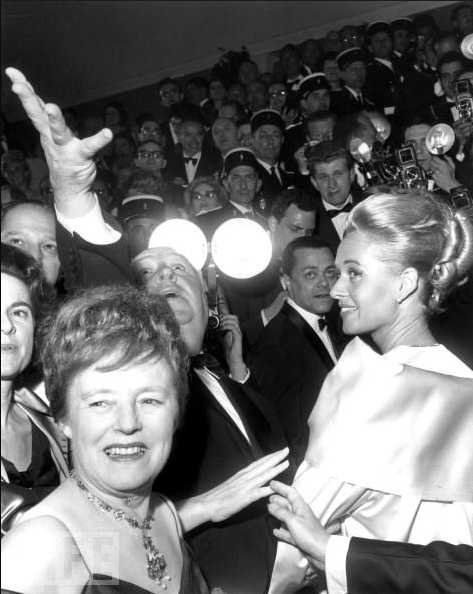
top-left (256, 157), bottom-right (282, 184)
top-left (193, 367), bottom-right (252, 444)
top-left (184, 151), bottom-right (201, 183)
top-left (321, 195), bottom-right (353, 240)
top-left (287, 298), bottom-right (338, 363)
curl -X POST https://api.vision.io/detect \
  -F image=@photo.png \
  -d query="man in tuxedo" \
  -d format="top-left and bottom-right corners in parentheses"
top-left (330, 48), bottom-right (375, 117)
top-left (251, 109), bottom-right (293, 215)
top-left (268, 481), bottom-right (473, 594)
top-left (164, 114), bottom-right (221, 188)
top-left (431, 51), bottom-right (467, 124)
top-left (249, 235), bottom-right (342, 463)
top-left (306, 140), bottom-right (361, 254)
top-left (131, 245), bottom-right (290, 593)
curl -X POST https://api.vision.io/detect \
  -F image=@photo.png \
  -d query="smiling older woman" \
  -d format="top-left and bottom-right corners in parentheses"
top-left (268, 191), bottom-right (473, 594)
top-left (1, 284), bottom-right (210, 594)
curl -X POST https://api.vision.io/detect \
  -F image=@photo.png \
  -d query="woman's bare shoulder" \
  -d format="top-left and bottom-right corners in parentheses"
top-left (1, 514), bottom-right (88, 594)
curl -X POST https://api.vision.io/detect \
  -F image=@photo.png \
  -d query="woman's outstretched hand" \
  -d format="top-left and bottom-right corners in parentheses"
top-left (176, 447), bottom-right (290, 532)
top-left (268, 480), bottom-right (339, 571)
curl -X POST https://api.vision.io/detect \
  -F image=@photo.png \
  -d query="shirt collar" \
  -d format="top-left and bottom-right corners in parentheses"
top-left (321, 194), bottom-right (353, 212)
top-left (344, 86), bottom-right (362, 99)
top-left (375, 57), bottom-right (393, 71)
top-left (230, 200), bottom-right (253, 215)
top-left (256, 157), bottom-right (278, 172)
top-left (287, 298), bottom-right (325, 330)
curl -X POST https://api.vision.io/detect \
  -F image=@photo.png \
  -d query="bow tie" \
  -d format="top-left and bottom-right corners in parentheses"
top-left (184, 156), bottom-right (198, 165)
top-left (326, 202), bottom-right (353, 218)
top-left (317, 317), bottom-right (327, 332)
top-left (191, 352), bottom-right (225, 376)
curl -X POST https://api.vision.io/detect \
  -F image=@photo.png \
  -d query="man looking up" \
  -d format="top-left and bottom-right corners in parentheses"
top-left (6, 66), bottom-right (291, 594)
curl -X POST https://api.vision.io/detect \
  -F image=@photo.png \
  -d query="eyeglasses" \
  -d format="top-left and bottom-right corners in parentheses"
top-left (191, 190), bottom-right (218, 201)
top-left (137, 150), bottom-right (164, 160)
top-left (140, 127), bottom-right (161, 137)
top-left (270, 90), bottom-right (287, 98)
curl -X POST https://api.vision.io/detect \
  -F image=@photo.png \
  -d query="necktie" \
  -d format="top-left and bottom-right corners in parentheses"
top-left (270, 165), bottom-right (281, 186)
top-left (318, 317), bottom-right (327, 332)
top-left (184, 156), bottom-right (198, 166)
top-left (327, 202), bottom-right (353, 218)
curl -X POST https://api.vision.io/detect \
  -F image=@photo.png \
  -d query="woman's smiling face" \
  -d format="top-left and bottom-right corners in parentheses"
top-left (331, 231), bottom-right (401, 341)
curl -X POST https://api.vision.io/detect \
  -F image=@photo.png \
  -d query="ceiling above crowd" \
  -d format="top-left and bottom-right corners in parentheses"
top-left (1, 0), bottom-right (460, 122)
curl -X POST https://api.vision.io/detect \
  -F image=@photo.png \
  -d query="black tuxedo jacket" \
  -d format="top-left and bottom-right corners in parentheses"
top-left (347, 537), bottom-right (473, 594)
top-left (311, 187), bottom-right (364, 255)
top-left (364, 59), bottom-right (402, 115)
top-left (163, 148), bottom-right (221, 185)
top-left (255, 162), bottom-right (295, 216)
top-left (155, 369), bottom-right (289, 594)
top-left (330, 87), bottom-right (375, 118)
top-left (430, 96), bottom-right (457, 125)
top-left (219, 257), bottom-right (283, 346)
top-left (249, 302), bottom-right (344, 463)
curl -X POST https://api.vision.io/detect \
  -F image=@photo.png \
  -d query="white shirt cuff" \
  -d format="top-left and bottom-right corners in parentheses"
top-left (230, 368), bottom-right (251, 384)
top-left (325, 535), bottom-right (351, 594)
top-left (55, 195), bottom-right (121, 245)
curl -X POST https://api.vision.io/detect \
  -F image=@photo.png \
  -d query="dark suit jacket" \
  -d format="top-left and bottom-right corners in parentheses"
top-left (55, 215), bottom-right (133, 294)
top-left (430, 96), bottom-right (457, 125)
top-left (330, 87), bottom-right (375, 118)
top-left (155, 370), bottom-right (289, 594)
top-left (163, 148), bottom-right (221, 186)
top-left (364, 58), bottom-right (402, 116)
top-left (219, 257), bottom-right (283, 347)
top-left (347, 537), bottom-right (473, 594)
top-left (249, 302), bottom-right (343, 463)
top-left (255, 161), bottom-right (295, 217)
top-left (310, 187), bottom-right (364, 255)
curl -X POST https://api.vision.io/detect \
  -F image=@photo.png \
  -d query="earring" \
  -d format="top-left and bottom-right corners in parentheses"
top-left (396, 296), bottom-right (403, 304)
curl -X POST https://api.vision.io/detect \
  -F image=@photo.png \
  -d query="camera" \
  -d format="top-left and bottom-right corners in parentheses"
top-left (450, 185), bottom-right (473, 211)
top-left (455, 79), bottom-right (473, 122)
top-left (395, 144), bottom-right (426, 190)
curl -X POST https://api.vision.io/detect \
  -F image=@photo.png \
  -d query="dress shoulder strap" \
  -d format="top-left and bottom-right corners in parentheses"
top-left (153, 493), bottom-right (184, 538)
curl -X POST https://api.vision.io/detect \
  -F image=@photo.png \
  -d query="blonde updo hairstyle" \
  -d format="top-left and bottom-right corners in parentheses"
top-left (344, 192), bottom-right (473, 314)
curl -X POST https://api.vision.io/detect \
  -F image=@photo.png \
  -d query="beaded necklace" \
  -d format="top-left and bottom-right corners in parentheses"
top-left (70, 471), bottom-right (171, 589)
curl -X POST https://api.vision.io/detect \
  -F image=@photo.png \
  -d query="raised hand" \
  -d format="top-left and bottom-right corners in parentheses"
top-left (5, 67), bottom-right (112, 216)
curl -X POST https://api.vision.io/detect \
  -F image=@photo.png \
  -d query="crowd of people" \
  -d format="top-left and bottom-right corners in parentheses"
top-left (1, 4), bottom-right (473, 594)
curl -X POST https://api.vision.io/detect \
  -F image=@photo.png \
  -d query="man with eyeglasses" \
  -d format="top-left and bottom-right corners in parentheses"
top-left (135, 112), bottom-right (166, 146)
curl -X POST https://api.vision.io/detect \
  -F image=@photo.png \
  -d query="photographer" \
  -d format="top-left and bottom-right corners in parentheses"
top-left (402, 112), bottom-right (470, 196)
